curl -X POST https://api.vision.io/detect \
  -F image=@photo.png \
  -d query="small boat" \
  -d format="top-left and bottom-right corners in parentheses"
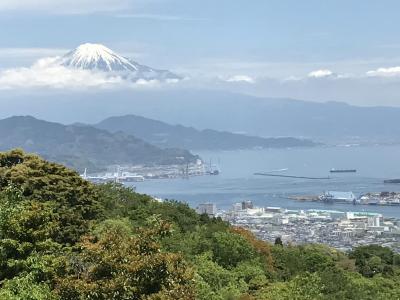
top-left (330, 169), bottom-right (357, 173)
top-left (207, 159), bottom-right (220, 176)
top-left (209, 169), bottom-right (220, 175)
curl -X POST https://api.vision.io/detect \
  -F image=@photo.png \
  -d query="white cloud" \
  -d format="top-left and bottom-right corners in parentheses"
top-left (115, 14), bottom-right (204, 21)
top-left (225, 75), bottom-right (255, 84)
top-left (0, 0), bottom-right (132, 14)
top-left (308, 69), bottom-right (335, 78)
top-left (135, 79), bottom-right (160, 86)
top-left (215, 74), bottom-right (400, 107)
top-left (0, 57), bottom-right (125, 89)
top-left (0, 55), bottom-right (181, 90)
top-left (366, 66), bottom-right (400, 77)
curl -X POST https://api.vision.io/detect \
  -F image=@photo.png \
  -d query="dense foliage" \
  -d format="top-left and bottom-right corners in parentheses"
top-left (0, 150), bottom-right (400, 299)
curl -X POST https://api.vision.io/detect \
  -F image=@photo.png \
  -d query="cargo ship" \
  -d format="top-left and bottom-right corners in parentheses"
top-left (384, 179), bottom-right (400, 184)
top-left (330, 169), bottom-right (357, 173)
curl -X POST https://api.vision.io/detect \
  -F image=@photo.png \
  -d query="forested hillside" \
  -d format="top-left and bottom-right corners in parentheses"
top-left (0, 116), bottom-right (197, 172)
top-left (0, 149), bottom-right (399, 299)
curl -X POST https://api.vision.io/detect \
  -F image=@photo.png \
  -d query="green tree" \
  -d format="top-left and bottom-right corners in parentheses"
top-left (194, 253), bottom-right (247, 300)
top-left (0, 149), bottom-right (103, 245)
top-left (55, 221), bottom-right (194, 300)
top-left (349, 245), bottom-right (397, 277)
top-left (274, 237), bottom-right (283, 246)
top-left (0, 273), bottom-right (57, 300)
top-left (211, 231), bottom-right (257, 269)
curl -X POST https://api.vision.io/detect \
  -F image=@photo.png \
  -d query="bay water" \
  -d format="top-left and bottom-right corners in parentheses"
top-left (132, 145), bottom-right (400, 218)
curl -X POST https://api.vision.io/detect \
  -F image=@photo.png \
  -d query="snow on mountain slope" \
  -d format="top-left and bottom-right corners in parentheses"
top-left (59, 43), bottom-right (180, 82)
top-left (61, 43), bottom-right (138, 72)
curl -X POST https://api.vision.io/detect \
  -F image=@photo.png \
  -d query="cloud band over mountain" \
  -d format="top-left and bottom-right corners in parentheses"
top-left (2, 43), bottom-right (400, 106)
top-left (0, 44), bottom-right (181, 89)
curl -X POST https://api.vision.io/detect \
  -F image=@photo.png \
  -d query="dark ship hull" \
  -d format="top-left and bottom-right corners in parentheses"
top-left (384, 179), bottom-right (400, 184)
top-left (330, 169), bottom-right (357, 173)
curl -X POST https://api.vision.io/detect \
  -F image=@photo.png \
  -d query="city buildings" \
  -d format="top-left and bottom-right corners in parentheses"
top-left (208, 201), bottom-right (400, 252)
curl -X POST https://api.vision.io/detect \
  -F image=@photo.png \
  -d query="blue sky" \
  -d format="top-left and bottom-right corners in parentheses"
top-left (1, 0), bottom-right (400, 106)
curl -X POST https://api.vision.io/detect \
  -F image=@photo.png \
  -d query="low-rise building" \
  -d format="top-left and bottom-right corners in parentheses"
top-left (196, 203), bottom-right (217, 217)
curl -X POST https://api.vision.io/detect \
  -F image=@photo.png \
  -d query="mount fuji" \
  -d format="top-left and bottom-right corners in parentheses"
top-left (58, 43), bottom-right (181, 82)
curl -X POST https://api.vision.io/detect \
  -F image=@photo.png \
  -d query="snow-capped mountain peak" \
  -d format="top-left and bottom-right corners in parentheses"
top-left (59, 43), bottom-right (180, 81)
top-left (61, 43), bottom-right (138, 72)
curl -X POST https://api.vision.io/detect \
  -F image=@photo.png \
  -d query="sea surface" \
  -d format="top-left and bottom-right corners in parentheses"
top-left (131, 145), bottom-right (400, 218)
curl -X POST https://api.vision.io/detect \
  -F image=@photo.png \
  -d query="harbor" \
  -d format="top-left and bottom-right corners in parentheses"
top-left (81, 159), bottom-right (220, 183)
top-left (288, 191), bottom-right (400, 206)
top-left (130, 146), bottom-right (400, 219)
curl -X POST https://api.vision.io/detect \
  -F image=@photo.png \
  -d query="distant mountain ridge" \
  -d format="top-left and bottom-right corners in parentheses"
top-left (83, 90), bottom-right (400, 143)
top-left (58, 43), bottom-right (180, 82)
top-left (95, 115), bottom-right (316, 150)
top-left (3, 89), bottom-right (400, 144)
top-left (0, 116), bottom-right (197, 171)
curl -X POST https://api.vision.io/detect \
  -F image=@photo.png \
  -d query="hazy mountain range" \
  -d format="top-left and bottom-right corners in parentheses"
top-left (2, 89), bottom-right (400, 144)
top-left (0, 116), bottom-right (197, 172)
top-left (0, 114), bottom-right (315, 172)
top-left (95, 115), bottom-right (316, 150)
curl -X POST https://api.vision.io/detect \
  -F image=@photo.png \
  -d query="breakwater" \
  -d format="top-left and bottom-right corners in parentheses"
top-left (254, 173), bottom-right (330, 180)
